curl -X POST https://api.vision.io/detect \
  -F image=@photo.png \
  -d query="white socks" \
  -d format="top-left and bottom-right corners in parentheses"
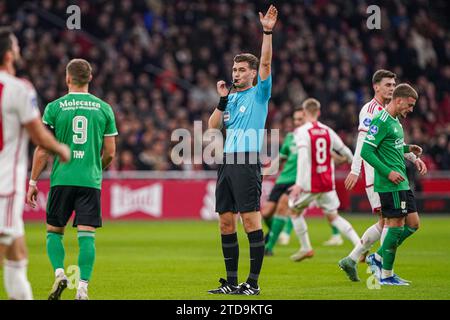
top-left (292, 215), bottom-right (312, 251)
top-left (3, 259), bottom-right (33, 300)
top-left (382, 269), bottom-right (393, 279)
top-left (55, 268), bottom-right (66, 278)
top-left (348, 223), bottom-right (382, 262)
top-left (78, 279), bottom-right (88, 291)
top-left (331, 216), bottom-right (360, 246)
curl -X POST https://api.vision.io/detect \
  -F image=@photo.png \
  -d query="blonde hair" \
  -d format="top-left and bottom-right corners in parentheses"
top-left (302, 98), bottom-right (321, 116)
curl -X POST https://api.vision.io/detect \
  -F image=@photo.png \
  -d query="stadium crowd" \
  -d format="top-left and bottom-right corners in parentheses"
top-left (1, 0), bottom-right (449, 171)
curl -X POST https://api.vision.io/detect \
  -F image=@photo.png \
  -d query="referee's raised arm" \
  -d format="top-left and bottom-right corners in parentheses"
top-left (258, 4), bottom-right (277, 81)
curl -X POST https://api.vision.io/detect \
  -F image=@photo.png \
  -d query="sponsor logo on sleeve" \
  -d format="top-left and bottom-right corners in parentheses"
top-left (394, 138), bottom-right (404, 149)
top-left (369, 125), bottom-right (379, 135)
top-left (31, 96), bottom-right (38, 110)
top-left (363, 118), bottom-right (372, 127)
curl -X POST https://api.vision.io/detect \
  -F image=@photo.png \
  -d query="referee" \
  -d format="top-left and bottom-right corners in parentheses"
top-left (207, 5), bottom-right (278, 296)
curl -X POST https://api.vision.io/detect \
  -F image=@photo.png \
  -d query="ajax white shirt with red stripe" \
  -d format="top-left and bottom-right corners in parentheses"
top-left (293, 121), bottom-right (353, 193)
top-left (352, 98), bottom-right (384, 187)
top-left (0, 71), bottom-right (40, 197)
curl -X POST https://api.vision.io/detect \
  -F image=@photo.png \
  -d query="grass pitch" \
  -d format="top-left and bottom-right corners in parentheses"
top-left (1, 215), bottom-right (449, 300)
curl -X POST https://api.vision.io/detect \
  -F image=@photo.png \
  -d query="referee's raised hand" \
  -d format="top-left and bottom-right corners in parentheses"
top-left (259, 5), bottom-right (278, 31)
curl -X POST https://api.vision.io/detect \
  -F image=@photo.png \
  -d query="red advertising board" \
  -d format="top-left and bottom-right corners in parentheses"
top-left (23, 178), bottom-right (325, 221)
top-left (24, 175), bottom-right (449, 221)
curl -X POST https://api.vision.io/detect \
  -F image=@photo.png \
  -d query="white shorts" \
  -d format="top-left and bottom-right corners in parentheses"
top-left (0, 193), bottom-right (25, 246)
top-left (289, 190), bottom-right (340, 215)
top-left (365, 185), bottom-right (381, 213)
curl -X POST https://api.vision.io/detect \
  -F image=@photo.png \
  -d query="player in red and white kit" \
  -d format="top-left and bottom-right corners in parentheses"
top-left (288, 98), bottom-right (360, 262)
top-left (338, 70), bottom-right (427, 281)
top-left (0, 27), bottom-right (70, 299)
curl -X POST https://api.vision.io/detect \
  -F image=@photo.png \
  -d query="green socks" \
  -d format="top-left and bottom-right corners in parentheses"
top-left (47, 230), bottom-right (97, 282)
top-left (265, 216), bottom-right (287, 251)
top-left (377, 225), bottom-right (417, 259)
top-left (264, 216), bottom-right (273, 229)
top-left (397, 226), bottom-right (417, 247)
top-left (282, 217), bottom-right (293, 235)
top-left (78, 231), bottom-right (96, 281)
top-left (377, 226), bottom-right (404, 271)
top-left (331, 225), bottom-right (340, 236)
top-left (47, 232), bottom-right (65, 271)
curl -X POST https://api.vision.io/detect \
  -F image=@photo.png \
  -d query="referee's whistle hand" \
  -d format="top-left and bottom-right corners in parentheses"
top-left (217, 80), bottom-right (228, 97)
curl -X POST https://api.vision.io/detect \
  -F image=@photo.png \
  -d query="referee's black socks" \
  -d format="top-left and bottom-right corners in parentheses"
top-left (247, 229), bottom-right (264, 288)
top-left (221, 233), bottom-right (239, 286)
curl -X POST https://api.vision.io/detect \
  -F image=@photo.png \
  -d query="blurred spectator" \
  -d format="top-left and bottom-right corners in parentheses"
top-left (1, 0), bottom-right (449, 171)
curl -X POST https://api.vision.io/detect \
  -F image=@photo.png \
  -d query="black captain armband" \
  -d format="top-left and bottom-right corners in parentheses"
top-left (217, 96), bottom-right (228, 112)
top-left (44, 123), bottom-right (56, 136)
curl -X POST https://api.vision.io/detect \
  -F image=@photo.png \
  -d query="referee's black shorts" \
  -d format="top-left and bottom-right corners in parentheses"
top-left (215, 153), bottom-right (262, 214)
top-left (47, 186), bottom-right (102, 228)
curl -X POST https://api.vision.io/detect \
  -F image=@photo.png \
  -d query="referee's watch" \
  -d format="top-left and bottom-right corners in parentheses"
top-left (263, 30), bottom-right (273, 35)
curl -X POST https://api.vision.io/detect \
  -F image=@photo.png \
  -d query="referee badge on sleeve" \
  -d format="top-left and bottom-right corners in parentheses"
top-left (223, 111), bottom-right (230, 122)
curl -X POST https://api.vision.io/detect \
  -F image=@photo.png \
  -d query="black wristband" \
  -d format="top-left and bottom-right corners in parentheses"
top-left (217, 96), bottom-right (228, 111)
top-left (263, 30), bottom-right (273, 35)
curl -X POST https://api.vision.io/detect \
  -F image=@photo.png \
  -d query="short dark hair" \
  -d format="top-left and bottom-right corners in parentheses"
top-left (372, 69), bottom-right (396, 84)
top-left (293, 105), bottom-right (304, 113)
top-left (0, 26), bottom-right (13, 64)
top-left (233, 53), bottom-right (259, 70)
top-left (393, 83), bottom-right (418, 100)
top-left (66, 59), bottom-right (92, 86)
